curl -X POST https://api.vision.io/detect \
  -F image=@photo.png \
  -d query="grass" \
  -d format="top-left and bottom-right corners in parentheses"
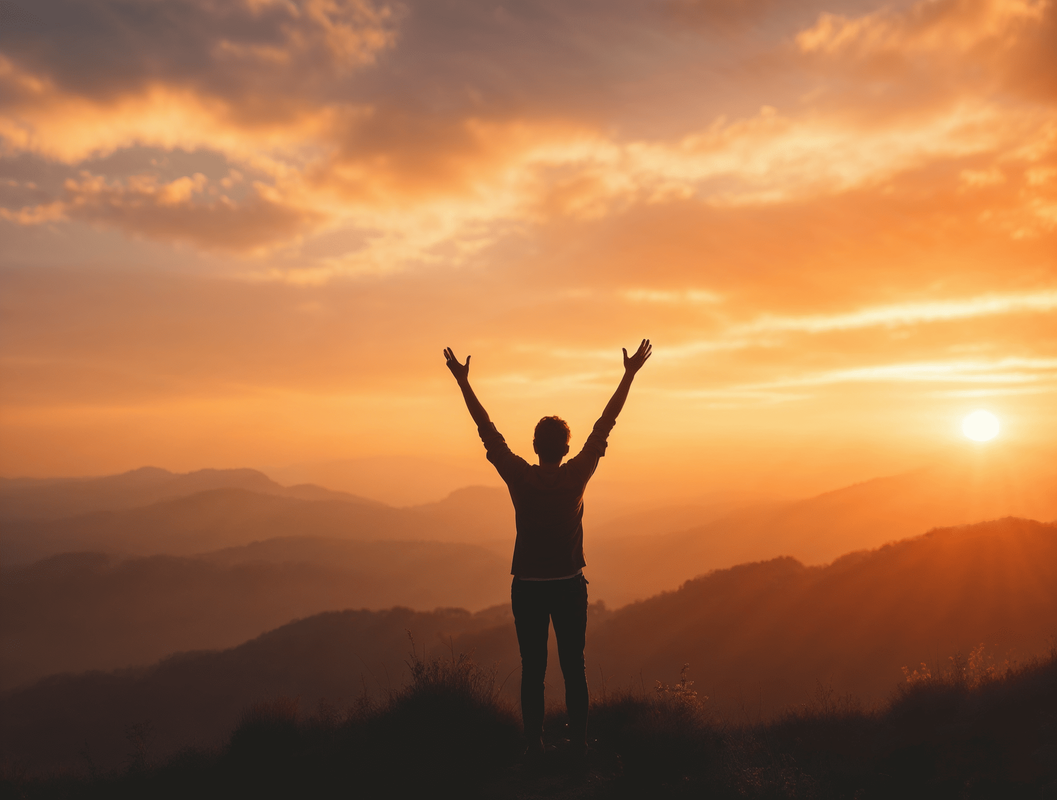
top-left (2, 644), bottom-right (1056, 799)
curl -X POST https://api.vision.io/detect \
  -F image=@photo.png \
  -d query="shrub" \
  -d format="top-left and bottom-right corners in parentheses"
top-left (590, 664), bottom-right (716, 791)
top-left (366, 634), bottom-right (520, 787)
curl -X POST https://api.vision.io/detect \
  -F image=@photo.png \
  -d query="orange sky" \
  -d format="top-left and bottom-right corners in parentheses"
top-left (2, 0), bottom-right (1055, 504)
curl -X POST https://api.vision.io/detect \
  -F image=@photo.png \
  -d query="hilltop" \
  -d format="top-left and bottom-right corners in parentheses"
top-left (3, 642), bottom-right (1056, 799)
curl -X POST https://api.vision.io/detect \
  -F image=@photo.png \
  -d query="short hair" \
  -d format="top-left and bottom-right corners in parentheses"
top-left (534, 416), bottom-right (571, 463)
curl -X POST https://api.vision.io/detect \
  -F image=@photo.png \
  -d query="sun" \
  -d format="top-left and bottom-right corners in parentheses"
top-left (962, 410), bottom-right (1000, 441)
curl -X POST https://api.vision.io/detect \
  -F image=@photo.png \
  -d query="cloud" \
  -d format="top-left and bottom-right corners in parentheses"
top-left (56, 171), bottom-right (319, 252)
top-left (745, 357), bottom-right (1057, 389)
top-left (0, 0), bottom-right (643, 166)
top-left (1, 0), bottom-right (398, 104)
top-left (0, 0), bottom-right (398, 172)
top-left (796, 0), bottom-right (1046, 57)
top-left (0, 0), bottom-right (1048, 262)
top-left (286, 100), bottom-right (1055, 278)
top-left (624, 289), bottom-right (723, 304)
top-left (660, 357), bottom-right (1057, 410)
top-left (5, 89), bottom-right (1044, 263)
top-left (531, 290), bottom-right (1057, 368)
top-left (734, 290), bottom-right (1057, 335)
top-left (795, 0), bottom-right (1057, 105)
top-left (0, 66), bottom-right (341, 166)
top-left (0, 200), bottom-right (64, 224)
top-left (0, 0), bottom-right (1054, 271)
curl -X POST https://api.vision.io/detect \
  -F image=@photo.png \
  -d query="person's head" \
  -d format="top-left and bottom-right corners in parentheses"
top-left (533, 416), bottom-right (571, 465)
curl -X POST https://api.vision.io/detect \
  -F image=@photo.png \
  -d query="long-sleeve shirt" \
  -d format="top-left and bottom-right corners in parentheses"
top-left (478, 416), bottom-right (616, 579)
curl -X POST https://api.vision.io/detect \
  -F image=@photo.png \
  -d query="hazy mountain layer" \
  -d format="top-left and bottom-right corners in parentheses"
top-left (582, 517), bottom-right (1057, 711)
top-left (6, 452), bottom-right (1054, 606)
top-left (590, 449), bottom-right (1057, 605)
top-left (0, 483), bottom-right (518, 565)
top-left (0, 539), bottom-right (509, 692)
top-left (0, 606), bottom-right (511, 771)
top-left (4, 517), bottom-right (1054, 771)
top-left (4, 451), bottom-right (1057, 693)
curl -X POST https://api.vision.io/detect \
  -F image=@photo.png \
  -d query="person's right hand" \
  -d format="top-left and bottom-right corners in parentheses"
top-left (622, 339), bottom-right (652, 375)
top-left (444, 347), bottom-right (470, 382)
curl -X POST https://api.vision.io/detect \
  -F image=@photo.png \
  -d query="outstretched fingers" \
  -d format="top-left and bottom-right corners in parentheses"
top-left (443, 347), bottom-right (470, 380)
top-left (623, 338), bottom-right (652, 373)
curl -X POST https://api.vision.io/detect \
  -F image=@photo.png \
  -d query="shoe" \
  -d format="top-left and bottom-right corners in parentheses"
top-left (521, 736), bottom-right (545, 764)
top-left (558, 738), bottom-right (590, 766)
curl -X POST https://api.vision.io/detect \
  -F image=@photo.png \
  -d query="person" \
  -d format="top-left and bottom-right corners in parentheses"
top-left (443, 339), bottom-right (652, 758)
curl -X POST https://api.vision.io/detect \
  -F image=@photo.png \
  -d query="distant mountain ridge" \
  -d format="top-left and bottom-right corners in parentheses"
top-left (264, 455), bottom-right (501, 507)
top-left (3, 488), bottom-right (387, 563)
top-left (590, 448), bottom-right (1057, 605)
top-left (0, 466), bottom-right (382, 521)
top-left (577, 517), bottom-right (1057, 710)
top-left (0, 480), bottom-right (514, 565)
top-left (5, 452), bottom-right (1057, 599)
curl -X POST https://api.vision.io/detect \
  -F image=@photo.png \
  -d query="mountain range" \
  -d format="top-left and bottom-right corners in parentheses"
top-left (3, 517), bottom-right (1055, 771)
top-left (3, 452), bottom-right (1056, 692)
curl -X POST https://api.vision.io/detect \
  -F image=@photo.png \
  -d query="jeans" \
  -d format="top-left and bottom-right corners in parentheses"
top-left (511, 574), bottom-right (589, 745)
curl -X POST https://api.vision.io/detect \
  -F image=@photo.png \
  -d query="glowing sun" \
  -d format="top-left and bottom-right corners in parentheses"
top-left (962, 410), bottom-right (1000, 441)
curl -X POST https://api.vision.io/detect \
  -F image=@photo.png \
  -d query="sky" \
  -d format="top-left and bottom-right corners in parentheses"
top-left (1, 0), bottom-right (1055, 504)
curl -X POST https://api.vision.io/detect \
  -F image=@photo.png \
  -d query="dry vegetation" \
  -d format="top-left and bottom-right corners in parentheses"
top-left (3, 642), bottom-right (1055, 800)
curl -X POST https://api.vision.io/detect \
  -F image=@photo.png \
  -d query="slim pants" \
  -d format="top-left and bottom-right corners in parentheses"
top-left (511, 574), bottom-right (589, 745)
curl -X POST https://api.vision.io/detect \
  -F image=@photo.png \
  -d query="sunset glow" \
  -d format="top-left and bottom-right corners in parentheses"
top-left (963, 410), bottom-right (1001, 441)
top-left (1, 0), bottom-right (1055, 504)
top-left (4, 4), bottom-right (1057, 780)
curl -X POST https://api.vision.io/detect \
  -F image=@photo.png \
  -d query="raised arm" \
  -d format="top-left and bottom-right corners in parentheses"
top-left (443, 347), bottom-right (492, 429)
top-left (598, 339), bottom-right (652, 423)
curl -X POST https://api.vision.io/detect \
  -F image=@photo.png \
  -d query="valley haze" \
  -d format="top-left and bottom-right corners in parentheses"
top-left (3, 454), bottom-right (1056, 772)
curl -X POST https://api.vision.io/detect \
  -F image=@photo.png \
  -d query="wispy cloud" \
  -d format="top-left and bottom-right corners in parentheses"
top-left (753, 357), bottom-right (1057, 389)
top-left (661, 357), bottom-right (1057, 407)
top-left (797, 0), bottom-right (1047, 58)
top-left (645, 291), bottom-right (1057, 363)
top-left (623, 289), bottom-right (723, 304)
top-left (735, 291), bottom-right (1057, 335)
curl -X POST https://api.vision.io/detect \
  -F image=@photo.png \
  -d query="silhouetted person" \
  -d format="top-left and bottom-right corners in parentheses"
top-left (443, 339), bottom-right (652, 758)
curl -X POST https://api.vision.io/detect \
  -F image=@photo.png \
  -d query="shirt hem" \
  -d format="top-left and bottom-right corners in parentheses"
top-left (513, 570), bottom-right (584, 581)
